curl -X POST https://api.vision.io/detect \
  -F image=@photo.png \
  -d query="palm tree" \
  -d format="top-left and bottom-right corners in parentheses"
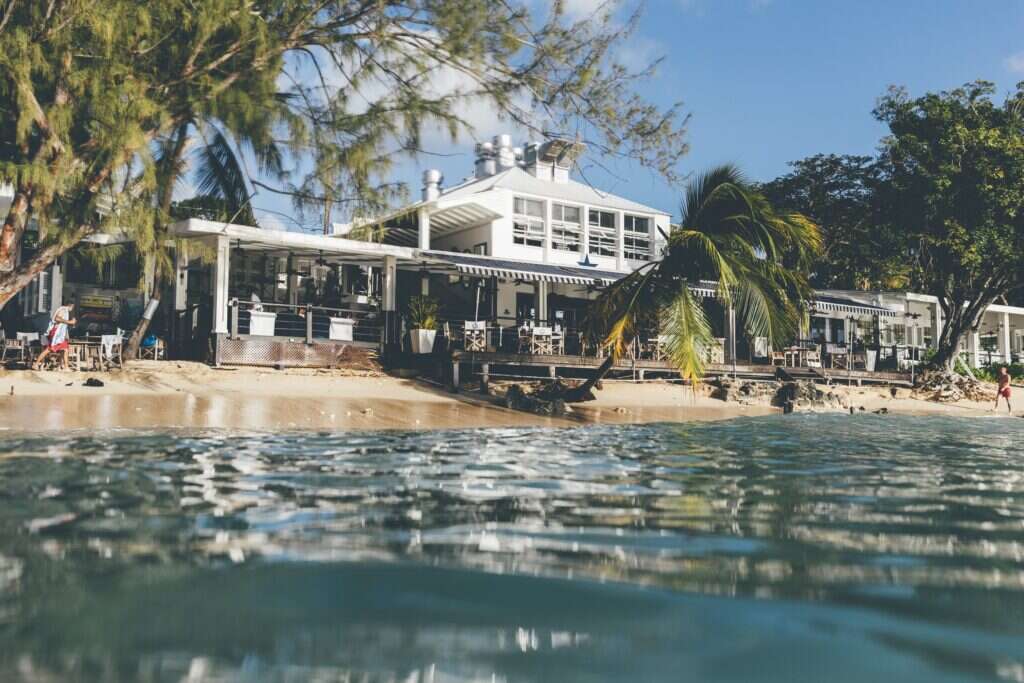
top-left (122, 119), bottom-right (277, 358)
top-left (564, 165), bottom-right (821, 402)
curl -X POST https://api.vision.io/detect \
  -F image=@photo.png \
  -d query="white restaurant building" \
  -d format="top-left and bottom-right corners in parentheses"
top-left (3, 138), bottom-right (1024, 371)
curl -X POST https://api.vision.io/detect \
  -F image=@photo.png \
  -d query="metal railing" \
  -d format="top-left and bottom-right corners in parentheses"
top-left (228, 299), bottom-right (382, 344)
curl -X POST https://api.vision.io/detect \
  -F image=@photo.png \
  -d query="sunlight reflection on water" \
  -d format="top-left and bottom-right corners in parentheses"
top-left (0, 414), bottom-right (1022, 682)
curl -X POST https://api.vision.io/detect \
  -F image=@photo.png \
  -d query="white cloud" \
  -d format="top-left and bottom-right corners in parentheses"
top-left (561, 0), bottom-right (613, 20)
top-left (1005, 51), bottom-right (1024, 74)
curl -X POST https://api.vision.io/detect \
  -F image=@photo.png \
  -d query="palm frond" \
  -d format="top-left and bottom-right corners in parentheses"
top-left (661, 287), bottom-right (714, 383)
top-left (194, 128), bottom-right (253, 225)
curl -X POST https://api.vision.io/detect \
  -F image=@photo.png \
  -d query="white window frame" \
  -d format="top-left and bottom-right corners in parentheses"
top-left (623, 214), bottom-right (651, 260)
top-left (551, 203), bottom-right (582, 253)
top-left (588, 209), bottom-right (616, 257)
top-left (513, 197), bottom-right (545, 248)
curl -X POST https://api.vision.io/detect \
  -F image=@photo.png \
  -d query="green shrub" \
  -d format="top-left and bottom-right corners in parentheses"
top-left (407, 296), bottom-right (439, 330)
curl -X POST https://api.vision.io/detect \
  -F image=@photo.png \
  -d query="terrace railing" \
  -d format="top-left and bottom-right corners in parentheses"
top-left (228, 299), bottom-right (383, 345)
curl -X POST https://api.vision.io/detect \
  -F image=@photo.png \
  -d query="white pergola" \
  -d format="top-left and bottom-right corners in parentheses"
top-left (169, 219), bottom-right (421, 335)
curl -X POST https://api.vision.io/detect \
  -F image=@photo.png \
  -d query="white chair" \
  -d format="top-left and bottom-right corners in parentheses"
top-left (464, 320), bottom-right (487, 352)
top-left (530, 327), bottom-right (553, 355)
top-left (100, 334), bottom-right (123, 369)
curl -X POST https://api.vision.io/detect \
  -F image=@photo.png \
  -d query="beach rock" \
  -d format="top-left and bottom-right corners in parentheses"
top-left (504, 384), bottom-right (566, 416)
top-left (710, 378), bottom-right (779, 405)
top-left (84, 378), bottom-right (104, 388)
top-left (775, 380), bottom-right (846, 412)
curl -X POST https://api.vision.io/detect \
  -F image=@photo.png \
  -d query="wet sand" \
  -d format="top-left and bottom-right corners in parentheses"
top-left (0, 361), bottom-right (1012, 432)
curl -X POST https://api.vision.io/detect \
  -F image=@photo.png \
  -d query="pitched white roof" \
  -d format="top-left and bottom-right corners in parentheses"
top-left (438, 167), bottom-right (668, 216)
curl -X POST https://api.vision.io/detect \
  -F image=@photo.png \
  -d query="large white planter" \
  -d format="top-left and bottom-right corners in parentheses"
top-left (410, 328), bottom-right (436, 354)
top-left (329, 317), bottom-right (355, 342)
top-left (249, 311), bottom-right (276, 336)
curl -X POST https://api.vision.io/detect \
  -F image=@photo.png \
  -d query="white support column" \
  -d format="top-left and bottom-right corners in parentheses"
top-left (174, 241), bottom-right (189, 312)
top-left (615, 211), bottom-right (625, 271)
top-left (50, 261), bottom-right (62, 312)
top-left (931, 299), bottom-right (942, 349)
top-left (417, 207), bottom-right (431, 251)
top-left (581, 204), bottom-right (591, 259)
top-left (999, 311), bottom-right (1012, 364)
top-left (824, 318), bottom-right (832, 344)
top-left (969, 330), bottom-right (981, 369)
top-left (535, 281), bottom-right (548, 322)
top-left (382, 256), bottom-right (397, 312)
top-left (543, 199), bottom-right (552, 263)
top-left (212, 235), bottom-right (231, 334)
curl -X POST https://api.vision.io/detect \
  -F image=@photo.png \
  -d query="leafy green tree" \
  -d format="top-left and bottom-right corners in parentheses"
top-left (565, 165), bottom-right (820, 401)
top-left (758, 154), bottom-right (910, 291)
top-left (874, 81), bottom-right (1024, 371)
top-left (0, 0), bottom-right (690, 311)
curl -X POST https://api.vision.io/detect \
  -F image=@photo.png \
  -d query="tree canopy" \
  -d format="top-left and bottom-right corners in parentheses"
top-left (758, 154), bottom-right (909, 291)
top-left (875, 80), bottom-right (1024, 369)
top-left (0, 0), bottom-right (690, 307)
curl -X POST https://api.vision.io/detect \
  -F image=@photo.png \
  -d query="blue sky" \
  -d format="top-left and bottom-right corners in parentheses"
top-left (249, 1), bottom-right (1024, 230)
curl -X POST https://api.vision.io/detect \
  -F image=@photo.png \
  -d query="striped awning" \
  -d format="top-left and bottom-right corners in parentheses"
top-left (812, 295), bottom-right (901, 318)
top-left (422, 251), bottom-right (624, 285)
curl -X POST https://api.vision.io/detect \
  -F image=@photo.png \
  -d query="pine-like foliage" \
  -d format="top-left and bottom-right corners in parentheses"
top-left (0, 0), bottom-right (691, 307)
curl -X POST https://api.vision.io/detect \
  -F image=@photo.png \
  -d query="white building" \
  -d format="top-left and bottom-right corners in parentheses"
top-left (346, 134), bottom-right (671, 325)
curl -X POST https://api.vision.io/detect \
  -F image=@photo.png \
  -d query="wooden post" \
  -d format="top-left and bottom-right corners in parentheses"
top-left (548, 365), bottom-right (556, 378)
top-left (452, 361), bottom-right (460, 392)
top-left (230, 300), bottom-right (238, 339)
top-left (480, 363), bottom-right (489, 394)
top-left (306, 306), bottom-right (313, 344)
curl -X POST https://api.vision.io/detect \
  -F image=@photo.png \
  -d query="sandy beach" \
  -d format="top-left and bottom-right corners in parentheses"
top-left (0, 361), bottom-right (1014, 432)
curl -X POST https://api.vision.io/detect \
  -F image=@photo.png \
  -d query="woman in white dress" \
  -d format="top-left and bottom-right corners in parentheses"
top-left (32, 301), bottom-right (77, 370)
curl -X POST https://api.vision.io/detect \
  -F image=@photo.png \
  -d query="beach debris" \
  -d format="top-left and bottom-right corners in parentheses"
top-left (83, 377), bottom-right (105, 387)
top-left (874, 407), bottom-right (889, 415)
top-left (361, 408), bottom-right (373, 415)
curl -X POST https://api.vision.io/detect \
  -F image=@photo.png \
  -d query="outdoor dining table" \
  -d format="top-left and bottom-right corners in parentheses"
top-left (784, 347), bottom-right (806, 367)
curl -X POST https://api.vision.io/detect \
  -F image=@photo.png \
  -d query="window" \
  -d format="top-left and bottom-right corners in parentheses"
top-left (551, 203), bottom-right (581, 252)
top-left (513, 197), bottom-right (545, 247)
top-left (588, 209), bottom-right (616, 257)
top-left (623, 214), bottom-right (651, 260)
top-left (473, 242), bottom-right (488, 255)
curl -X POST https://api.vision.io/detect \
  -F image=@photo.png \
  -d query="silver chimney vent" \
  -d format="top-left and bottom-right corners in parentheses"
top-left (474, 141), bottom-right (496, 179)
top-left (493, 134), bottom-right (515, 171)
top-left (421, 169), bottom-right (442, 201)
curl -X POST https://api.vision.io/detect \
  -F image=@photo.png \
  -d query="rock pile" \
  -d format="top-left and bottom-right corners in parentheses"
top-left (914, 369), bottom-right (992, 403)
top-left (708, 378), bottom-right (779, 405)
top-left (773, 380), bottom-right (847, 413)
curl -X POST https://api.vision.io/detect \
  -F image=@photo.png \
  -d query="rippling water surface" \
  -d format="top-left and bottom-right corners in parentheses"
top-left (1, 415), bottom-right (1023, 682)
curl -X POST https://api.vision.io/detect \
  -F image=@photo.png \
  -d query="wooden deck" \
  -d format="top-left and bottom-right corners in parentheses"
top-left (449, 350), bottom-right (913, 386)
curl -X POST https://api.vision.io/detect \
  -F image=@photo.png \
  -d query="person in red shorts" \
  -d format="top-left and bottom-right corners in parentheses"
top-left (32, 301), bottom-right (77, 371)
top-left (995, 366), bottom-right (1012, 413)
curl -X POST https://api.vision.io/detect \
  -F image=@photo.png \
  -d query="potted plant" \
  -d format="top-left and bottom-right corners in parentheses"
top-left (408, 295), bottom-right (439, 354)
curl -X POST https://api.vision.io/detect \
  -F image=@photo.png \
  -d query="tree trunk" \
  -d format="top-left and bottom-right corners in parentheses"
top-left (563, 354), bottom-right (615, 403)
top-left (928, 304), bottom-right (980, 373)
top-left (123, 274), bottom-right (165, 359)
top-left (0, 189), bottom-right (32, 272)
top-left (0, 226), bottom-right (94, 308)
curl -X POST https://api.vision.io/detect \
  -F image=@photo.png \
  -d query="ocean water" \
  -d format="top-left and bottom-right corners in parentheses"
top-left (0, 415), bottom-right (1022, 682)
